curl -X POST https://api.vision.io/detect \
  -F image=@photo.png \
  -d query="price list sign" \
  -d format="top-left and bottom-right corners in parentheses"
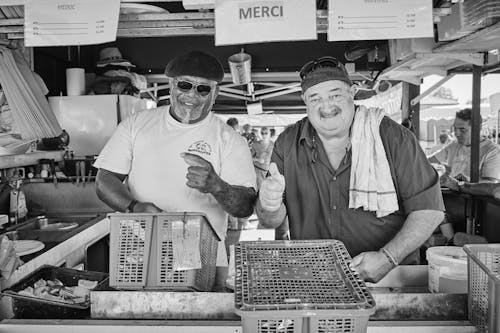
top-left (328, 0), bottom-right (433, 41)
top-left (24, 0), bottom-right (120, 47)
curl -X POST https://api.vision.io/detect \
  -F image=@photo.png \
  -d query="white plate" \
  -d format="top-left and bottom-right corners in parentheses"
top-left (13, 240), bottom-right (45, 256)
top-left (120, 3), bottom-right (169, 14)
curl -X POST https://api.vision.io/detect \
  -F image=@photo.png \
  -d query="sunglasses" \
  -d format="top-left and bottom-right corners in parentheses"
top-left (299, 56), bottom-right (344, 79)
top-left (174, 79), bottom-right (213, 97)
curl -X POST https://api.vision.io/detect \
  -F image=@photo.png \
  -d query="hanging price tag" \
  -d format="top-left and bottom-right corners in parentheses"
top-left (171, 220), bottom-right (202, 271)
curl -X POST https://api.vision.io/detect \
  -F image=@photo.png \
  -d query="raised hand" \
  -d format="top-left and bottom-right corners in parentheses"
top-left (259, 162), bottom-right (285, 212)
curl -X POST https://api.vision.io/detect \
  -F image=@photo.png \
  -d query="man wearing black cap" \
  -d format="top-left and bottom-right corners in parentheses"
top-left (256, 56), bottom-right (445, 283)
top-left (94, 51), bottom-right (257, 278)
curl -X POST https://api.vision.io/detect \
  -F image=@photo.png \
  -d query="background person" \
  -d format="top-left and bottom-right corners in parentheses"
top-left (251, 126), bottom-right (274, 188)
top-left (429, 108), bottom-right (500, 185)
top-left (256, 56), bottom-right (444, 283)
top-left (226, 117), bottom-right (239, 132)
top-left (94, 50), bottom-right (257, 287)
top-left (427, 132), bottom-right (452, 156)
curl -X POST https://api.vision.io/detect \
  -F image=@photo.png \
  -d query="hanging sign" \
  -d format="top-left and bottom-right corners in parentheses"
top-left (215, 0), bottom-right (317, 46)
top-left (328, 0), bottom-right (433, 41)
top-left (24, 0), bottom-right (120, 47)
top-left (182, 0), bottom-right (214, 10)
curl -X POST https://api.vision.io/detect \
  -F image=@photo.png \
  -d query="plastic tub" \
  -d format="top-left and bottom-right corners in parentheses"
top-left (426, 246), bottom-right (468, 293)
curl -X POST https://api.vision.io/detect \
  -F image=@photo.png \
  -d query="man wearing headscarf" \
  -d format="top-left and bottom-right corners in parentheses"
top-left (256, 56), bottom-right (444, 283)
top-left (94, 51), bottom-right (257, 284)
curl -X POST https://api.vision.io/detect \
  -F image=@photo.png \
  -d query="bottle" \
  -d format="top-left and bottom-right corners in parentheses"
top-left (9, 178), bottom-right (27, 225)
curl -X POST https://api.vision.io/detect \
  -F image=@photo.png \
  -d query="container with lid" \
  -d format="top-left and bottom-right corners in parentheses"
top-left (426, 246), bottom-right (468, 293)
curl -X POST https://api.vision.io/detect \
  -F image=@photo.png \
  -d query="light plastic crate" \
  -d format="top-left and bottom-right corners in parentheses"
top-left (464, 244), bottom-right (500, 333)
top-left (234, 240), bottom-right (375, 333)
top-left (109, 212), bottom-right (219, 291)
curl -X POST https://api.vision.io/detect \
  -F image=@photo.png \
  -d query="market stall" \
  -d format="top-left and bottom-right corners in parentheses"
top-left (0, 1), bottom-right (499, 332)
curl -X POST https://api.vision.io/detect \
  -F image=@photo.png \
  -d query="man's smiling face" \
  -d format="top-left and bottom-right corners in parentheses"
top-left (302, 80), bottom-right (356, 139)
top-left (170, 75), bottom-right (217, 124)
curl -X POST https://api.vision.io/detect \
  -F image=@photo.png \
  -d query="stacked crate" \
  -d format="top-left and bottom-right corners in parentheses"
top-left (234, 240), bottom-right (376, 333)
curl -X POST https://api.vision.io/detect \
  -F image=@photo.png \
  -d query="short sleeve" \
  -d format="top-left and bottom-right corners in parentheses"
top-left (381, 118), bottom-right (445, 213)
top-left (481, 147), bottom-right (500, 180)
top-left (270, 135), bottom-right (285, 175)
top-left (93, 116), bottom-right (134, 175)
top-left (220, 133), bottom-right (257, 190)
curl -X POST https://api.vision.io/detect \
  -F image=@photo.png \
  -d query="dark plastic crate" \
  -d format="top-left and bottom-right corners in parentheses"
top-left (234, 240), bottom-right (375, 333)
top-left (1, 265), bottom-right (108, 319)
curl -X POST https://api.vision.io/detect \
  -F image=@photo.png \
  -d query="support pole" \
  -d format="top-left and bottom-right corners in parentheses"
top-left (402, 82), bottom-right (420, 139)
top-left (470, 65), bottom-right (481, 183)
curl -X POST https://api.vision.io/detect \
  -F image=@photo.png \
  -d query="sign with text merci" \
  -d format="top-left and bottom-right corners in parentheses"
top-left (328, 0), bottom-right (433, 41)
top-left (215, 0), bottom-right (317, 46)
top-left (24, 0), bottom-right (120, 47)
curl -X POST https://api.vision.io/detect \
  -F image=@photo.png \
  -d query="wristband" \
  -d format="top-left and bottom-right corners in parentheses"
top-left (380, 247), bottom-right (398, 267)
top-left (125, 199), bottom-right (138, 213)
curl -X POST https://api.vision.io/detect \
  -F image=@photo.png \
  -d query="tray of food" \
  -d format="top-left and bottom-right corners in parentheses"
top-left (1, 265), bottom-right (108, 318)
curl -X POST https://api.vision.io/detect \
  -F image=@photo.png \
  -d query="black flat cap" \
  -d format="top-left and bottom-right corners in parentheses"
top-left (165, 51), bottom-right (224, 83)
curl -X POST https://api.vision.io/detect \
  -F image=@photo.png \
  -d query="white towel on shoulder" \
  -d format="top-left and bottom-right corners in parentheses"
top-left (349, 105), bottom-right (399, 218)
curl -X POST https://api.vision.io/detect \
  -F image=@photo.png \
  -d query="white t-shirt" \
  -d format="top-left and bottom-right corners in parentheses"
top-left (94, 106), bottom-right (256, 265)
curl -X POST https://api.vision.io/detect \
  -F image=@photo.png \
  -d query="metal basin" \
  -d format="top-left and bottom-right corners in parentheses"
top-left (5, 213), bottom-right (104, 243)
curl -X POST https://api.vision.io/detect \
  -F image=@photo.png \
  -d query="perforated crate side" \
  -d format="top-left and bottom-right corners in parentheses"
top-left (109, 214), bottom-right (153, 289)
top-left (309, 313), bottom-right (371, 333)
top-left (194, 214), bottom-right (218, 291)
top-left (241, 316), bottom-right (302, 333)
top-left (156, 217), bottom-right (191, 289)
top-left (155, 214), bottom-right (218, 291)
top-left (464, 244), bottom-right (500, 333)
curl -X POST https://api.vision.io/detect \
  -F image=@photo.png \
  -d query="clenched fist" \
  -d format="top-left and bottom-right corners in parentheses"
top-left (259, 162), bottom-right (285, 212)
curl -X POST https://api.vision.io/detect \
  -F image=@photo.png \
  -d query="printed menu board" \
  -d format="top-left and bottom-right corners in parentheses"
top-left (328, 0), bottom-right (433, 41)
top-left (24, 0), bottom-right (120, 47)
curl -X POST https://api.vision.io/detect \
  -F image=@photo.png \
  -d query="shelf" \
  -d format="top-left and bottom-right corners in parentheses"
top-left (434, 21), bottom-right (500, 53)
top-left (0, 150), bottom-right (64, 169)
top-left (380, 52), bottom-right (485, 85)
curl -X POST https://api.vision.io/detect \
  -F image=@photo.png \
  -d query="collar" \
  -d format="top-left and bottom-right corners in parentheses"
top-left (299, 118), bottom-right (316, 148)
top-left (165, 105), bottom-right (213, 128)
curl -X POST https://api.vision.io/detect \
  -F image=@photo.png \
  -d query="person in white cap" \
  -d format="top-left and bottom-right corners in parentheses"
top-left (256, 56), bottom-right (445, 283)
top-left (94, 46), bottom-right (147, 92)
top-left (94, 51), bottom-right (257, 286)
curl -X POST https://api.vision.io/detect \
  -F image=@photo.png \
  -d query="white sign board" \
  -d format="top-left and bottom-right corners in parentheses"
top-left (215, 0), bottom-right (317, 46)
top-left (24, 0), bottom-right (120, 47)
top-left (182, 0), bottom-right (214, 10)
top-left (328, 0), bottom-right (433, 41)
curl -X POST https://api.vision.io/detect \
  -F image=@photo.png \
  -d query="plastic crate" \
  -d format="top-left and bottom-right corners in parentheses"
top-left (109, 212), bottom-right (220, 291)
top-left (234, 240), bottom-right (375, 333)
top-left (0, 265), bottom-right (108, 319)
top-left (464, 244), bottom-right (500, 333)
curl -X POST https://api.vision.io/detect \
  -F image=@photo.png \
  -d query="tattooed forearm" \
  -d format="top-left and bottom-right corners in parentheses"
top-left (211, 181), bottom-right (257, 218)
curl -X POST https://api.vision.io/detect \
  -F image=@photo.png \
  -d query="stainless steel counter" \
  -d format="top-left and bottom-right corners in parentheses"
top-left (0, 319), bottom-right (477, 332)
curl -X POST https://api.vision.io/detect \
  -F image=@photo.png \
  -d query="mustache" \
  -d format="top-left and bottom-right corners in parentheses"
top-left (320, 105), bottom-right (342, 115)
